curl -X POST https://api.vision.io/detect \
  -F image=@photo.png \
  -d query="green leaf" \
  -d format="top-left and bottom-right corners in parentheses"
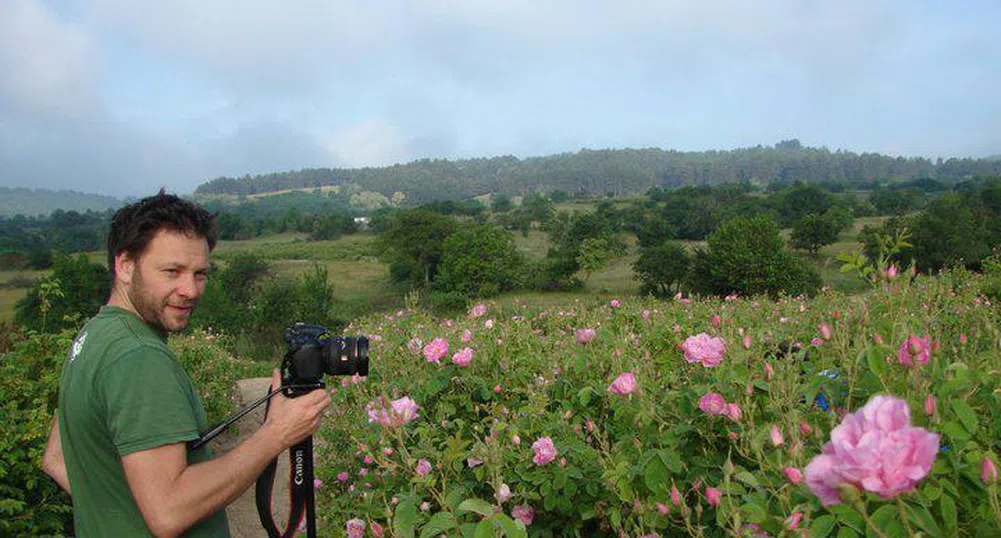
top-left (491, 514), bottom-right (528, 538)
top-left (420, 512), bottom-right (457, 538)
top-left (394, 498), bottom-right (416, 538)
top-left (951, 400), bottom-right (979, 435)
top-left (907, 503), bottom-right (942, 538)
top-left (644, 453), bottom-right (670, 492)
top-left (810, 515), bottom-right (837, 538)
top-left (940, 421), bottom-right (971, 441)
top-left (734, 471), bottom-right (759, 489)
top-left (939, 495), bottom-right (958, 534)
top-left (474, 519), bottom-right (494, 538)
top-left (866, 347), bottom-right (888, 379)
top-left (837, 528), bottom-right (862, 538)
top-left (867, 505), bottom-right (900, 538)
top-left (458, 498), bottom-right (497, 518)
top-left (739, 502), bottom-right (767, 524)
top-left (577, 386), bottom-right (592, 406)
top-left (445, 487), bottom-right (468, 509)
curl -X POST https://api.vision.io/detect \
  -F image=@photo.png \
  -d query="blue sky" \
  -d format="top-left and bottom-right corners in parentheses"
top-left (1, 0), bottom-right (999, 197)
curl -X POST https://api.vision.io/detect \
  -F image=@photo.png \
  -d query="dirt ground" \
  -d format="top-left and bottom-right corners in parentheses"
top-left (209, 378), bottom-right (293, 538)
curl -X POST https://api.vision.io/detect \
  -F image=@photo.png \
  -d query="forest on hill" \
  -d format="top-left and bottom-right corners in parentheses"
top-left (0, 187), bottom-right (123, 217)
top-left (193, 140), bottom-right (1001, 205)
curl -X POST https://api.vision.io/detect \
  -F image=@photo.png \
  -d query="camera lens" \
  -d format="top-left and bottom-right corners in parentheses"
top-left (324, 336), bottom-right (370, 376)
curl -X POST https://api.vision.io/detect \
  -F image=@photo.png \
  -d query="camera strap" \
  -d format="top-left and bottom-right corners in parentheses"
top-left (255, 436), bottom-right (317, 538)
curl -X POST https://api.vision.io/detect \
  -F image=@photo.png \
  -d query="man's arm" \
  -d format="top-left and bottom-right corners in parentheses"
top-left (121, 371), bottom-right (330, 538)
top-left (42, 415), bottom-right (71, 495)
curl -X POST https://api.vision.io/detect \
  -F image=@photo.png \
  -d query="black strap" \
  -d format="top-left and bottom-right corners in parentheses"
top-left (255, 392), bottom-right (318, 538)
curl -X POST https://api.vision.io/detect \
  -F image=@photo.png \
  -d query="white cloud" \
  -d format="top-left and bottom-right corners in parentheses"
top-left (0, 0), bottom-right (101, 119)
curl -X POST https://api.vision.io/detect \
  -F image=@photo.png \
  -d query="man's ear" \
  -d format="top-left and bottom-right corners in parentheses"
top-left (115, 252), bottom-right (135, 286)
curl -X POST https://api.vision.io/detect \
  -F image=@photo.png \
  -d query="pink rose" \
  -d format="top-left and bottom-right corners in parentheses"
top-left (805, 395), bottom-right (939, 505)
top-left (607, 372), bottom-right (637, 395)
top-left (670, 485), bottom-right (683, 506)
top-left (469, 303), bottom-right (487, 318)
top-left (532, 436), bottom-right (557, 465)
top-left (983, 457), bottom-right (999, 484)
top-left (451, 347), bottom-right (473, 367)
top-left (704, 487), bottom-right (722, 507)
top-left (897, 334), bottom-right (931, 367)
top-left (770, 425), bottom-right (784, 447)
top-left (783, 467), bottom-right (803, 484)
top-left (681, 333), bottom-right (726, 367)
top-left (819, 322), bottom-right (832, 340)
top-left (574, 328), bottom-right (596, 343)
top-left (462, 330), bottom-right (472, 343)
top-left (698, 392), bottom-right (727, 416)
top-left (511, 504), bottom-right (534, 526)
top-left (415, 459), bottom-right (432, 477)
top-left (725, 403), bottom-right (742, 422)
top-left (366, 396), bottom-right (420, 427)
top-left (422, 338), bottom-right (449, 364)
top-left (496, 483), bottom-right (512, 503)
top-left (337, 471), bottom-right (349, 482)
top-left (345, 518), bottom-right (366, 538)
top-left (785, 512), bottom-right (803, 531)
top-left (610, 299), bottom-right (621, 308)
top-left (371, 521), bottom-right (384, 537)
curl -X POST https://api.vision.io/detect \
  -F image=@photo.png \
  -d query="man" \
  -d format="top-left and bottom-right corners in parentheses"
top-left (42, 191), bottom-right (331, 537)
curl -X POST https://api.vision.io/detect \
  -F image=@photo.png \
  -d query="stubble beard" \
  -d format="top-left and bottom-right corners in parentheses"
top-left (128, 270), bottom-right (197, 334)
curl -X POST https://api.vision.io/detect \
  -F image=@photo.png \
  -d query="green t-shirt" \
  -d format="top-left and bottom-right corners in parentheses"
top-left (57, 306), bottom-right (231, 537)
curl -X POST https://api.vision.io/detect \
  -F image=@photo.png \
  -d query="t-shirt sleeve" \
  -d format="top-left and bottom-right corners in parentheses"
top-left (102, 346), bottom-right (201, 456)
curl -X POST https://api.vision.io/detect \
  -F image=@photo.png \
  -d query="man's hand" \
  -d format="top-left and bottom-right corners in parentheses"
top-left (121, 370), bottom-right (332, 538)
top-left (262, 369), bottom-right (332, 450)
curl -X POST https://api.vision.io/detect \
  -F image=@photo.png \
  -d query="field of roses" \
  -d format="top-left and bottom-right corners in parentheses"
top-left (311, 267), bottom-right (1001, 538)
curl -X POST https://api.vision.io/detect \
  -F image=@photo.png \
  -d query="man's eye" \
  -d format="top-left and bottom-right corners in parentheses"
top-left (165, 268), bottom-right (179, 275)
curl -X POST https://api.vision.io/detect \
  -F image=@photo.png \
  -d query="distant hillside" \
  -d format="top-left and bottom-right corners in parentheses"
top-left (193, 141), bottom-right (1001, 205)
top-left (0, 188), bottom-right (123, 217)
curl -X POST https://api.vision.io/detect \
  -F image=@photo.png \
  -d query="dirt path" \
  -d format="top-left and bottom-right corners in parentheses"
top-left (209, 378), bottom-right (292, 538)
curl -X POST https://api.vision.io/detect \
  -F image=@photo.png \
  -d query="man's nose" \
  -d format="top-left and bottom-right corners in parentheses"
top-left (177, 273), bottom-right (201, 299)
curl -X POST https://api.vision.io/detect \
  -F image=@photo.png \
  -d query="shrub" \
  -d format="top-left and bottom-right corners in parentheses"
top-left (434, 224), bottom-right (526, 298)
top-left (687, 214), bottom-right (821, 298)
top-left (633, 242), bottom-right (690, 297)
top-left (0, 330), bottom-right (74, 537)
top-left (428, 290), bottom-right (469, 317)
top-left (314, 271), bottom-right (1001, 537)
top-left (14, 253), bottom-right (111, 333)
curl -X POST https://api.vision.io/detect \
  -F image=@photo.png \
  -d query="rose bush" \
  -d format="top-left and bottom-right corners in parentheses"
top-left (310, 269), bottom-right (1001, 537)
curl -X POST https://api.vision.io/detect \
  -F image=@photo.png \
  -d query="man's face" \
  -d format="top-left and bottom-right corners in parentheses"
top-left (118, 229), bottom-right (210, 333)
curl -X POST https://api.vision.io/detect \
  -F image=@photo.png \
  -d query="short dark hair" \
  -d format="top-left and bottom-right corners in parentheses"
top-left (107, 189), bottom-right (218, 276)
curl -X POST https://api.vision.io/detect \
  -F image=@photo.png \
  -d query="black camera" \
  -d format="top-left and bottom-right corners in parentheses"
top-left (282, 323), bottom-right (369, 393)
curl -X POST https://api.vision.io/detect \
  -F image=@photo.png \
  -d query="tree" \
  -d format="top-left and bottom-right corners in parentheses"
top-left (576, 237), bottom-right (614, 283)
top-left (686, 215), bottom-right (821, 298)
top-left (378, 209), bottom-right (457, 286)
top-left (633, 242), bottom-right (690, 296)
top-left (791, 214), bottom-right (840, 253)
top-left (15, 253), bottom-right (111, 332)
top-left (434, 223), bottom-right (526, 297)
top-left (909, 193), bottom-right (988, 273)
top-left (541, 209), bottom-right (625, 289)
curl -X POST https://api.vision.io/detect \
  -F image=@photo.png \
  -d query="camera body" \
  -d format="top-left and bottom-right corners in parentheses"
top-left (282, 323), bottom-right (369, 395)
